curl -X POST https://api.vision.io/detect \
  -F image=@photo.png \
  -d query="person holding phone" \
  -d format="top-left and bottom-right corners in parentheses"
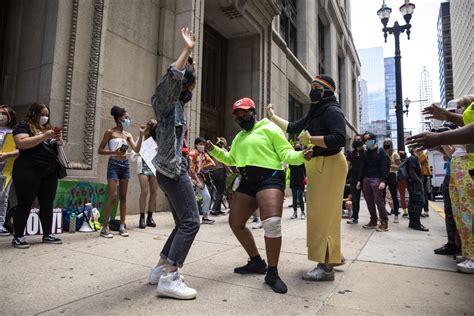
top-left (11, 103), bottom-right (62, 248)
top-left (98, 105), bottom-right (145, 238)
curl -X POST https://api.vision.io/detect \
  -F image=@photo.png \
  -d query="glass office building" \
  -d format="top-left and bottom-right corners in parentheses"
top-left (384, 57), bottom-right (397, 146)
top-left (358, 47), bottom-right (389, 144)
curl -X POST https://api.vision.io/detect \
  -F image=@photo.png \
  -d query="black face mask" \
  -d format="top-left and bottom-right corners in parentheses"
top-left (179, 90), bottom-right (193, 104)
top-left (236, 116), bottom-right (256, 131)
top-left (353, 140), bottom-right (363, 149)
top-left (383, 145), bottom-right (391, 150)
top-left (310, 88), bottom-right (324, 103)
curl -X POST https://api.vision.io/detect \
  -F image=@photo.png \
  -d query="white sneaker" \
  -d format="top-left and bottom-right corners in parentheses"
top-left (149, 264), bottom-right (166, 285)
top-left (100, 229), bottom-right (113, 238)
top-left (252, 220), bottom-right (263, 229)
top-left (457, 260), bottom-right (474, 274)
top-left (0, 226), bottom-right (10, 236)
top-left (300, 213), bottom-right (306, 220)
top-left (157, 272), bottom-right (197, 300)
top-left (393, 215), bottom-right (399, 224)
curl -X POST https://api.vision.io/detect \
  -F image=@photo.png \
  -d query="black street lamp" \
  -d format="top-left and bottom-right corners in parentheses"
top-left (377, 0), bottom-right (416, 151)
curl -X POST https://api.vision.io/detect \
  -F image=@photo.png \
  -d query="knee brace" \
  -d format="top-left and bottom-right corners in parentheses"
top-left (261, 216), bottom-right (282, 238)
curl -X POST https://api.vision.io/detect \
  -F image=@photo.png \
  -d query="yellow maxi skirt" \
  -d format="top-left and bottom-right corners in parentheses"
top-left (305, 151), bottom-right (348, 264)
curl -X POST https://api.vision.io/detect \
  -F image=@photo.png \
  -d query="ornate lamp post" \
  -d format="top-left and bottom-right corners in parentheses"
top-left (377, 0), bottom-right (415, 150)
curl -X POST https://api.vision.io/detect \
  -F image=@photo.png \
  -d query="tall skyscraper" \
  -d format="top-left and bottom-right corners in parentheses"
top-left (357, 47), bottom-right (389, 143)
top-left (418, 67), bottom-right (434, 132)
top-left (384, 57), bottom-right (397, 145)
top-left (450, 0), bottom-right (474, 96)
top-left (437, 1), bottom-right (454, 107)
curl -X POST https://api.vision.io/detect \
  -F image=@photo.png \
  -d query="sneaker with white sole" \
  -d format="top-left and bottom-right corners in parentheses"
top-left (0, 226), bottom-right (10, 236)
top-left (119, 228), bottom-right (129, 237)
top-left (300, 212), bottom-right (306, 220)
top-left (252, 220), bottom-right (263, 229)
top-left (393, 215), bottom-right (399, 223)
top-left (149, 264), bottom-right (166, 285)
top-left (42, 234), bottom-right (63, 244)
top-left (157, 272), bottom-right (197, 300)
top-left (100, 229), bottom-right (113, 238)
top-left (457, 260), bottom-right (474, 274)
top-left (12, 237), bottom-right (29, 249)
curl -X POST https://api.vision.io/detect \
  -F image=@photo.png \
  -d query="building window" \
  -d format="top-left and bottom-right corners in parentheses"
top-left (318, 17), bottom-right (326, 74)
top-left (279, 0), bottom-right (297, 56)
top-left (288, 95), bottom-right (303, 139)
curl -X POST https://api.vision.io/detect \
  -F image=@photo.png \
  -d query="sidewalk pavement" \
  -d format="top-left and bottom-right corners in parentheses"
top-left (1, 201), bottom-right (473, 315)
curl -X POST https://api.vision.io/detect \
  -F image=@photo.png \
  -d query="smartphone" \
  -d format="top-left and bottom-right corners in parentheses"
top-left (119, 144), bottom-right (129, 152)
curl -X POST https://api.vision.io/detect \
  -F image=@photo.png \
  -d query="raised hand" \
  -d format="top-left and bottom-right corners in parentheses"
top-left (181, 27), bottom-right (196, 50)
top-left (266, 104), bottom-right (275, 118)
top-left (422, 103), bottom-right (450, 121)
top-left (139, 124), bottom-right (146, 135)
top-left (406, 131), bottom-right (440, 151)
top-left (206, 140), bottom-right (215, 152)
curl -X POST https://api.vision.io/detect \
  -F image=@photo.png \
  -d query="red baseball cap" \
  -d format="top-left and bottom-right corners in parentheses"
top-left (232, 97), bottom-right (256, 113)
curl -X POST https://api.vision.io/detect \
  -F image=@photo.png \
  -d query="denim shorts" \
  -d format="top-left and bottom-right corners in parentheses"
top-left (107, 158), bottom-right (130, 180)
top-left (236, 166), bottom-right (285, 197)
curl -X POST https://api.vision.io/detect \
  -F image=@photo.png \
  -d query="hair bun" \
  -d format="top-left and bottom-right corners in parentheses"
top-left (111, 105), bottom-right (123, 116)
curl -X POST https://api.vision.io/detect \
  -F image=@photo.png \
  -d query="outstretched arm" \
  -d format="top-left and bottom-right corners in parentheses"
top-left (151, 28), bottom-right (196, 112)
top-left (266, 104), bottom-right (289, 132)
top-left (406, 124), bottom-right (474, 150)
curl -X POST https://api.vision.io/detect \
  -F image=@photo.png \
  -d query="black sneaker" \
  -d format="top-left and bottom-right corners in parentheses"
top-left (42, 234), bottom-right (63, 244)
top-left (434, 244), bottom-right (458, 255)
top-left (234, 258), bottom-right (267, 274)
top-left (346, 218), bottom-right (358, 224)
top-left (265, 268), bottom-right (288, 294)
top-left (12, 237), bottom-right (30, 249)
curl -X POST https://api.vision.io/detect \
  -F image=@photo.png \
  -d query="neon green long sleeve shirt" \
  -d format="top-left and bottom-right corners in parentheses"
top-left (209, 119), bottom-right (305, 170)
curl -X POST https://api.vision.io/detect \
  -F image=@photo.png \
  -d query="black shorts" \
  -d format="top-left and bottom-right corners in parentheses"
top-left (236, 166), bottom-right (286, 197)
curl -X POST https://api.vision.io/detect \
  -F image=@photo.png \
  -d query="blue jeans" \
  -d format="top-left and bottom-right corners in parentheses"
top-left (291, 188), bottom-right (305, 213)
top-left (156, 158), bottom-right (200, 268)
top-left (107, 158), bottom-right (130, 180)
top-left (197, 184), bottom-right (211, 217)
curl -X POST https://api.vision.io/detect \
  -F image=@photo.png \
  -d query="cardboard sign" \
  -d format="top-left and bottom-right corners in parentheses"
top-left (25, 208), bottom-right (63, 235)
top-left (54, 180), bottom-right (118, 222)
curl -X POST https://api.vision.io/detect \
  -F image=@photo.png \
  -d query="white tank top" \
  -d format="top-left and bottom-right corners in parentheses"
top-left (108, 138), bottom-right (127, 151)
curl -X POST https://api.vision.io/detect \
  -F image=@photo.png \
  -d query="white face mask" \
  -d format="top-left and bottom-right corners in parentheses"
top-left (39, 116), bottom-right (49, 126)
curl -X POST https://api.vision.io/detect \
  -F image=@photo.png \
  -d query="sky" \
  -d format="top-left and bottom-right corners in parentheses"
top-left (351, 0), bottom-right (443, 133)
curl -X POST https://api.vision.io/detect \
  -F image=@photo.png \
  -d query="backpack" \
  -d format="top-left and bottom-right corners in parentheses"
top-left (398, 160), bottom-right (409, 181)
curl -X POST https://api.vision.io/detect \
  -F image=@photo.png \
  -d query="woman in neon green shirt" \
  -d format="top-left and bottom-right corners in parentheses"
top-left (206, 97), bottom-right (312, 294)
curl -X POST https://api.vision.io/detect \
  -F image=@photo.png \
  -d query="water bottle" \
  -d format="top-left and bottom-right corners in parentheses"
top-left (70, 212), bottom-right (76, 233)
top-left (232, 175), bottom-right (242, 191)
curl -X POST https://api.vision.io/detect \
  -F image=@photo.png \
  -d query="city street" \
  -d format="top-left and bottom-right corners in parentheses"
top-left (1, 201), bottom-right (473, 315)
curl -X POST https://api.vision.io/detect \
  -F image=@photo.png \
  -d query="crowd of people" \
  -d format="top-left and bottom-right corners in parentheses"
top-left (0, 27), bottom-right (472, 301)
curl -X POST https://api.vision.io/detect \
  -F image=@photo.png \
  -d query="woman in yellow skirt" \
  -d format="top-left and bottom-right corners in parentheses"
top-left (267, 75), bottom-right (348, 281)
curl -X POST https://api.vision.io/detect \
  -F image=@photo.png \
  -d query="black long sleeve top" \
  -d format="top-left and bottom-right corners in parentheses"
top-left (287, 96), bottom-right (346, 157)
top-left (358, 147), bottom-right (388, 182)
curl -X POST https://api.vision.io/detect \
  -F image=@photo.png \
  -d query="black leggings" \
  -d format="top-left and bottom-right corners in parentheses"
top-left (12, 160), bottom-right (58, 238)
top-left (383, 172), bottom-right (400, 215)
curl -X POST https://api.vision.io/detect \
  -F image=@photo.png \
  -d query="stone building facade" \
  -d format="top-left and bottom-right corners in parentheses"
top-left (0, 0), bottom-right (360, 213)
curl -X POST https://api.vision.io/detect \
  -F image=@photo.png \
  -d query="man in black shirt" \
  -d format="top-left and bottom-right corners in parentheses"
top-left (358, 132), bottom-right (389, 232)
top-left (346, 134), bottom-right (364, 224)
top-left (406, 147), bottom-right (429, 231)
